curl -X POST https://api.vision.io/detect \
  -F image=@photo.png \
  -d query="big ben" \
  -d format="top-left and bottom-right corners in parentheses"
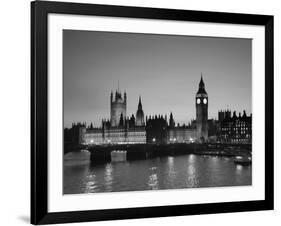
top-left (196, 75), bottom-right (208, 141)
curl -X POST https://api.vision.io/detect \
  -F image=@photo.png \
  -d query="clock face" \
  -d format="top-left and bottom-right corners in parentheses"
top-left (197, 98), bottom-right (201, 104)
top-left (203, 98), bottom-right (207, 104)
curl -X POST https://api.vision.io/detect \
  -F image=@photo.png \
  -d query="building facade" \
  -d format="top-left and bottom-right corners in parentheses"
top-left (84, 126), bottom-right (146, 145)
top-left (146, 115), bottom-right (168, 144)
top-left (110, 90), bottom-right (126, 127)
top-left (145, 113), bottom-right (197, 144)
top-left (167, 127), bottom-right (197, 143)
top-left (66, 76), bottom-right (251, 146)
top-left (82, 88), bottom-right (146, 145)
top-left (219, 110), bottom-right (252, 143)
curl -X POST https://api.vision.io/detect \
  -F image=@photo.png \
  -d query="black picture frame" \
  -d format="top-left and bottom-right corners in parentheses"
top-left (31, 1), bottom-right (274, 224)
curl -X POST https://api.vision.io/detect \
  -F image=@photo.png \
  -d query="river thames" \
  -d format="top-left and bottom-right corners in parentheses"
top-left (63, 150), bottom-right (251, 194)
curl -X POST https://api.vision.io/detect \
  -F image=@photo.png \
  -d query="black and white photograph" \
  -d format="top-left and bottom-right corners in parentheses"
top-left (28, 1), bottom-right (274, 224)
top-left (63, 30), bottom-right (252, 194)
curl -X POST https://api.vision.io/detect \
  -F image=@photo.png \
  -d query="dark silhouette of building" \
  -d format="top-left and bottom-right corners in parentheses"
top-left (169, 112), bottom-right (175, 128)
top-left (218, 109), bottom-right (231, 122)
top-left (146, 115), bottom-right (168, 144)
top-left (145, 112), bottom-right (197, 144)
top-left (64, 122), bottom-right (86, 145)
top-left (136, 96), bottom-right (145, 126)
top-left (196, 75), bottom-right (208, 141)
top-left (219, 110), bottom-right (252, 143)
top-left (64, 122), bottom-right (86, 153)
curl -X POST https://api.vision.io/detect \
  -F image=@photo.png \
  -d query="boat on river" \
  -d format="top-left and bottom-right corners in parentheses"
top-left (234, 156), bottom-right (252, 165)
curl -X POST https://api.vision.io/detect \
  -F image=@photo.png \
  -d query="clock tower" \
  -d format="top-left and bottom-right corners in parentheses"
top-left (196, 75), bottom-right (208, 141)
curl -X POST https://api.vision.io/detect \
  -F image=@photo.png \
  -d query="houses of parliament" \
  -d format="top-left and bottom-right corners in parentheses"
top-left (65, 76), bottom-right (251, 146)
top-left (74, 76), bottom-right (207, 145)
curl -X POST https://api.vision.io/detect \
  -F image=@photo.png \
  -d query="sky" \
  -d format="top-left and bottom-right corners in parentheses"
top-left (63, 30), bottom-right (252, 128)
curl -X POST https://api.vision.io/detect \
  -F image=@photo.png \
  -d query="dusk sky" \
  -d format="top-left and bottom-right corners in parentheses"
top-left (63, 30), bottom-right (252, 128)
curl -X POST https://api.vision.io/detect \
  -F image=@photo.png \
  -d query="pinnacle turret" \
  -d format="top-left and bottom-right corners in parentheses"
top-left (197, 74), bottom-right (207, 95)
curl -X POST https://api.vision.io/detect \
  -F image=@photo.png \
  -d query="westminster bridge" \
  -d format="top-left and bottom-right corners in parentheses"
top-left (85, 143), bottom-right (251, 164)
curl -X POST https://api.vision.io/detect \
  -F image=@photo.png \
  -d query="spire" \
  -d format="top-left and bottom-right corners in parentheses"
top-left (114, 81), bottom-right (122, 100)
top-left (124, 91), bottom-right (127, 102)
top-left (138, 96), bottom-right (142, 109)
top-left (169, 112), bottom-right (175, 128)
top-left (199, 73), bottom-right (205, 88)
top-left (119, 113), bottom-right (124, 127)
top-left (197, 74), bottom-right (207, 94)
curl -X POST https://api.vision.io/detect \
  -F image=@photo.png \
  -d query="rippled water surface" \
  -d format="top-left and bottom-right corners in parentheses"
top-left (63, 151), bottom-right (251, 194)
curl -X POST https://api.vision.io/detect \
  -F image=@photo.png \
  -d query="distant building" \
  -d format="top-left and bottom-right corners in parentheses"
top-left (110, 89), bottom-right (126, 127)
top-left (146, 113), bottom-right (197, 144)
top-left (207, 119), bottom-right (221, 142)
top-left (64, 122), bottom-right (86, 145)
top-left (84, 126), bottom-right (146, 145)
top-left (218, 109), bottom-right (231, 122)
top-left (146, 115), bottom-right (168, 144)
top-left (219, 110), bottom-right (252, 143)
top-left (169, 112), bottom-right (175, 128)
top-left (83, 87), bottom-right (146, 145)
top-left (64, 122), bottom-right (86, 153)
top-left (136, 97), bottom-right (145, 126)
top-left (167, 126), bottom-right (197, 144)
top-left (67, 77), bottom-right (210, 146)
top-left (83, 127), bottom-right (103, 144)
top-left (66, 76), bottom-right (251, 146)
top-left (156, 76), bottom-right (208, 144)
top-left (196, 76), bottom-right (208, 141)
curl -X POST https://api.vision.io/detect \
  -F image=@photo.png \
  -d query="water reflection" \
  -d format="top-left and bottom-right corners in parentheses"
top-left (147, 165), bottom-right (159, 189)
top-left (184, 154), bottom-right (199, 187)
top-left (104, 164), bottom-right (113, 191)
top-left (166, 157), bottom-right (176, 187)
top-left (236, 164), bottom-right (243, 172)
top-left (188, 154), bottom-right (195, 163)
top-left (148, 173), bottom-right (159, 189)
top-left (64, 152), bottom-right (252, 194)
top-left (85, 174), bottom-right (98, 193)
